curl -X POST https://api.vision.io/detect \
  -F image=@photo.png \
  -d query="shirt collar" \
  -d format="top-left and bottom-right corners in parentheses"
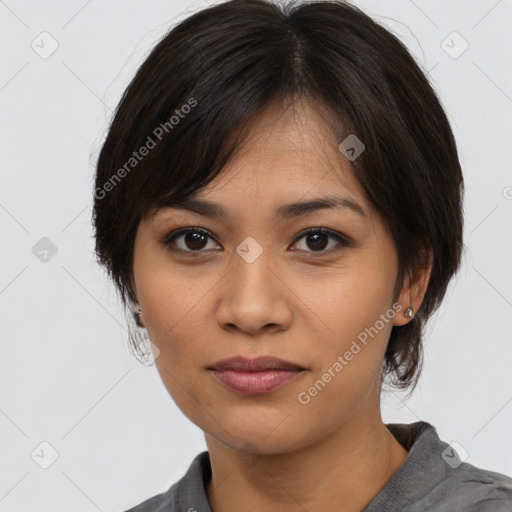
top-left (166, 421), bottom-right (446, 512)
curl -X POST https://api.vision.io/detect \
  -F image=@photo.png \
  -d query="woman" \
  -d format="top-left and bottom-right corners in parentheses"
top-left (92, 0), bottom-right (512, 510)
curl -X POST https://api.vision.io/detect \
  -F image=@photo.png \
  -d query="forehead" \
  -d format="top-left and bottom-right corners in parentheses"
top-left (228, 97), bottom-right (354, 171)
top-left (150, 98), bottom-right (374, 224)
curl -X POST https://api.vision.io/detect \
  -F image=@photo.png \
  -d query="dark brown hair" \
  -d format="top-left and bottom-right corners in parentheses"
top-left (92, 0), bottom-right (465, 394)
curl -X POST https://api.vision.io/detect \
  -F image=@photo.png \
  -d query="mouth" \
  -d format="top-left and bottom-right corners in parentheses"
top-left (208, 368), bottom-right (306, 394)
top-left (207, 355), bottom-right (306, 372)
top-left (207, 356), bottom-right (307, 395)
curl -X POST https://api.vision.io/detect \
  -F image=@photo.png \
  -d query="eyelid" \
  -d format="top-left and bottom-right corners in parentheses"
top-left (293, 227), bottom-right (352, 251)
top-left (161, 226), bottom-right (352, 256)
top-left (161, 227), bottom-right (220, 254)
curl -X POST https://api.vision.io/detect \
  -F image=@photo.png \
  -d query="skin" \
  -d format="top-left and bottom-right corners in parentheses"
top-left (131, 98), bottom-right (432, 512)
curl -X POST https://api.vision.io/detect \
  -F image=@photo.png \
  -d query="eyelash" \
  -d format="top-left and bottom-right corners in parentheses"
top-left (160, 226), bottom-right (352, 257)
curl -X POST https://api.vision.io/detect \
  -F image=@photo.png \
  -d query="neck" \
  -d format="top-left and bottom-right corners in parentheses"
top-left (204, 408), bottom-right (409, 512)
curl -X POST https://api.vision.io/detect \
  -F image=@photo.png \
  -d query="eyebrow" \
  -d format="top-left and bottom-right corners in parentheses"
top-left (156, 194), bottom-right (369, 221)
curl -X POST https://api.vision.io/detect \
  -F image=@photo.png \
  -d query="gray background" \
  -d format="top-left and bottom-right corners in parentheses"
top-left (1, 0), bottom-right (511, 510)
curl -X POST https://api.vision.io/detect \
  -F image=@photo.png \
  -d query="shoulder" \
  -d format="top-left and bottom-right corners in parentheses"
top-left (441, 460), bottom-right (512, 511)
top-left (120, 451), bottom-right (211, 512)
top-left (405, 437), bottom-right (512, 511)
top-left (383, 421), bottom-right (512, 512)
top-left (121, 486), bottom-right (175, 512)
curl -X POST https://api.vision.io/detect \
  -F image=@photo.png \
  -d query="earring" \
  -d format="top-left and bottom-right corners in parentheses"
top-left (405, 306), bottom-right (415, 319)
top-left (127, 305), bottom-right (154, 366)
top-left (134, 305), bottom-right (145, 328)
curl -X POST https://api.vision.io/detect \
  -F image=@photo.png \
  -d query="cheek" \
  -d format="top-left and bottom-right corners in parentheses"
top-left (141, 277), bottom-right (210, 421)
top-left (292, 255), bottom-right (396, 398)
top-left (299, 257), bottom-right (395, 338)
top-left (135, 271), bottom-right (221, 401)
top-left (135, 255), bottom-right (211, 341)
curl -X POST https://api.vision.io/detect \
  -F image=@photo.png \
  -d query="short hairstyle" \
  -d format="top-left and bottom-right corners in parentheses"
top-left (92, 0), bottom-right (465, 394)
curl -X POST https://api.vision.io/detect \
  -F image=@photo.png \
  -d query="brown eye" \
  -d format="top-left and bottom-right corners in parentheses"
top-left (291, 228), bottom-right (350, 255)
top-left (161, 226), bottom-right (351, 257)
top-left (163, 227), bottom-right (220, 253)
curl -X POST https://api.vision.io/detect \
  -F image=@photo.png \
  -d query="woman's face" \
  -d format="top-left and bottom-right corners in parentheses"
top-left (132, 100), bottom-right (418, 454)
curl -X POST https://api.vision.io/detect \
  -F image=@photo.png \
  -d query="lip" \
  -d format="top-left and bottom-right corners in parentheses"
top-left (207, 356), bottom-right (307, 395)
top-left (209, 368), bottom-right (305, 394)
top-left (208, 356), bottom-right (306, 372)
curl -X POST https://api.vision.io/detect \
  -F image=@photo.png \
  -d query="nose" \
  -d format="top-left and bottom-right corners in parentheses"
top-left (215, 247), bottom-right (292, 336)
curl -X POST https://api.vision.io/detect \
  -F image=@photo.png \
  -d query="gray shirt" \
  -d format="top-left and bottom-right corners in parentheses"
top-left (123, 421), bottom-right (512, 511)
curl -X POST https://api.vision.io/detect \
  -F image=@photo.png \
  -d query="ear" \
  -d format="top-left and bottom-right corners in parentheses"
top-left (129, 268), bottom-right (139, 304)
top-left (128, 271), bottom-right (144, 326)
top-left (393, 247), bottom-right (433, 327)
